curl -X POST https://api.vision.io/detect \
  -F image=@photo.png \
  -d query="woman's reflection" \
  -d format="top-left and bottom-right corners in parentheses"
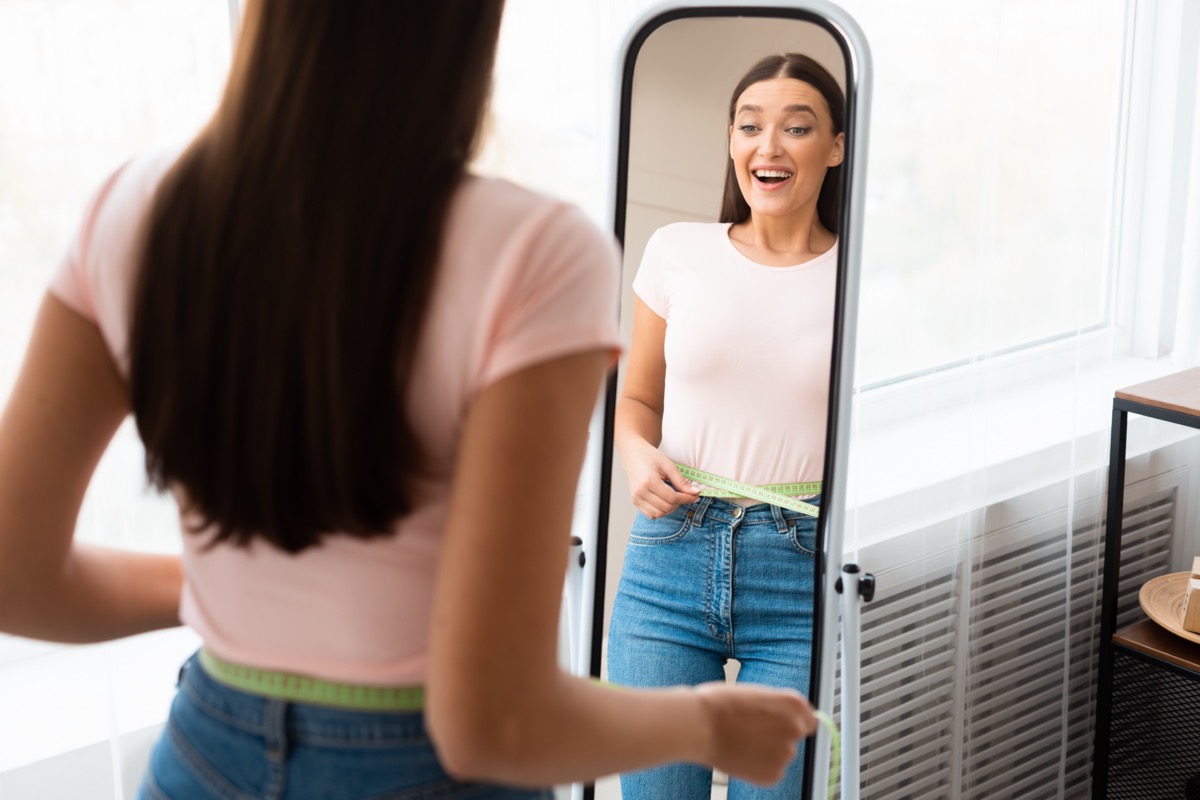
top-left (607, 53), bottom-right (845, 800)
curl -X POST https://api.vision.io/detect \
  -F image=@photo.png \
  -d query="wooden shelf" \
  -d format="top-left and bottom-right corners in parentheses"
top-left (1113, 618), bottom-right (1200, 674)
top-left (1115, 367), bottom-right (1200, 418)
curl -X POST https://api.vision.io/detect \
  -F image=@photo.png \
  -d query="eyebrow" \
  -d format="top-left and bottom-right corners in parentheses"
top-left (736, 103), bottom-right (819, 117)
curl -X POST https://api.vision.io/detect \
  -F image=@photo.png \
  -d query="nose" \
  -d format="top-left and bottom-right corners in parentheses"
top-left (757, 128), bottom-right (783, 157)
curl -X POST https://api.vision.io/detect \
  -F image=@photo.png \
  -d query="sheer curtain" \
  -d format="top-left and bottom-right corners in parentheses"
top-left (0, 3), bottom-right (231, 797)
top-left (839, 1), bottom-right (1200, 797)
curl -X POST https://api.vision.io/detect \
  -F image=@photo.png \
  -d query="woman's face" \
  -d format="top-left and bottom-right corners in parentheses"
top-left (729, 77), bottom-right (844, 224)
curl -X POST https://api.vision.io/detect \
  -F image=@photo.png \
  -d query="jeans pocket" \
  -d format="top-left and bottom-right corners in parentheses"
top-left (789, 521), bottom-right (817, 556)
top-left (628, 505), bottom-right (694, 545)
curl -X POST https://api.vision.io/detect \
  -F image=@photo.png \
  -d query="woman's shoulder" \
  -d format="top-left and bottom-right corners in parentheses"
top-left (455, 175), bottom-right (578, 231)
top-left (80, 146), bottom-right (186, 250)
top-left (647, 220), bottom-right (727, 249)
top-left (450, 175), bottom-right (614, 264)
top-left (639, 221), bottom-right (728, 265)
top-left (55, 146), bottom-right (186, 293)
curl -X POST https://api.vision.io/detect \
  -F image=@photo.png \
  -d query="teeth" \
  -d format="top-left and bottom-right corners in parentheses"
top-left (754, 170), bottom-right (792, 179)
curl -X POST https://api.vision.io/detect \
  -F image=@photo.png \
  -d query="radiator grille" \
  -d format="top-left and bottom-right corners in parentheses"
top-left (834, 481), bottom-right (1178, 800)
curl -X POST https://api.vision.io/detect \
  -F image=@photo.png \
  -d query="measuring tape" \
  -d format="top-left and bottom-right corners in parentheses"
top-left (676, 464), bottom-right (821, 518)
top-left (199, 649), bottom-right (424, 711)
top-left (814, 710), bottom-right (841, 800)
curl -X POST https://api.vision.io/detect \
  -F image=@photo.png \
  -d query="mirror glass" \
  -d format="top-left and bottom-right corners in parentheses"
top-left (596, 9), bottom-right (858, 800)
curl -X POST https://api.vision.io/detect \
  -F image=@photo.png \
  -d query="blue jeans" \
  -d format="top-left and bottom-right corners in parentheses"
top-left (607, 496), bottom-right (818, 800)
top-left (139, 652), bottom-right (552, 800)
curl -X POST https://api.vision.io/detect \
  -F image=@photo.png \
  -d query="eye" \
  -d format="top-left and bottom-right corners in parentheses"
top-left (736, 124), bottom-right (760, 134)
top-left (787, 126), bottom-right (812, 136)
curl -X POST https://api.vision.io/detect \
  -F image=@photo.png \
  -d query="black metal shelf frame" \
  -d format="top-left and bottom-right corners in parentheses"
top-left (1094, 397), bottom-right (1200, 798)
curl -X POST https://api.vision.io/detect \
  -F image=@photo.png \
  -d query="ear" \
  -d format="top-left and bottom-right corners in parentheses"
top-left (828, 132), bottom-right (845, 167)
top-left (729, 124), bottom-right (735, 159)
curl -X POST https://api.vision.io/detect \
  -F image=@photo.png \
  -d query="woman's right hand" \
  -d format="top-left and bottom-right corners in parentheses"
top-left (618, 436), bottom-right (700, 518)
top-left (694, 682), bottom-right (817, 787)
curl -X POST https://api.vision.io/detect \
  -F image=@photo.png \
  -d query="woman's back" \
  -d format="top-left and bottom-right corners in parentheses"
top-left (50, 153), bottom-right (620, 684)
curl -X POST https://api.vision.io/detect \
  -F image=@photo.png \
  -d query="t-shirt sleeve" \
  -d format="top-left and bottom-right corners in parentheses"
top-left (47, 163), bottom-right (130, 322)
top-left (630, 226), bottom-right (669, 319)
top-left (475, 203), bottom-right (622, 390)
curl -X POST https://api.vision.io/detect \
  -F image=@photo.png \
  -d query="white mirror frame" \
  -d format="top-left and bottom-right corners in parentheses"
top-left (577, 3), bottom-right (871, 798)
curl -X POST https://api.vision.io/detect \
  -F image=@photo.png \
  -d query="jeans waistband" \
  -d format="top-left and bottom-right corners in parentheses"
top-left (689, 494), bottom-right (821, 528)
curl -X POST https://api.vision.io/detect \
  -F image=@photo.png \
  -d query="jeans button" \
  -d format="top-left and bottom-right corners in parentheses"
top-left (733, 507), bottom-right (743, 518)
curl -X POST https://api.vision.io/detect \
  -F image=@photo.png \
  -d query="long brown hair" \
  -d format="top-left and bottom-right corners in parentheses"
top-left (130, 1), bottom-right (505, 553)
top-left (719, 53), bottom-right (845, 233)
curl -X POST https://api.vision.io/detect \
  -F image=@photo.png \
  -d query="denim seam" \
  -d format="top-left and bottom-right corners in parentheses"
top-left (628, 510), bottom-right (693, 545)
top-left (181, 678), bottom-right (266, 736)
top-left (166, 716), bottom-right (259, 800)
top-left (290, 731), bottom-right (431, 748)
top-left (790, 524), bottom-right (816, 556)
top-left (704, 518), bottom-right (718, 640)
top-left (262, 699), bottom-right (288, 799)
top-left (726, 528), bottom-right (737, 659)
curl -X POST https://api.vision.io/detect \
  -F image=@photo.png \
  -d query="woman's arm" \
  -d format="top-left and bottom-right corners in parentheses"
top-left (426, 348), bottom-right (815, 787)
top-left (0, 294), bottom-right (182, 642)
top-left (614, 296), bottom-right (698, 517)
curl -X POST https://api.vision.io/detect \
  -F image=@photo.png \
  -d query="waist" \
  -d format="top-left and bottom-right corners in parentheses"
top-left (198, 647), bottom-right (424, 712)
top-left (676, 464), bottom-right (821, 517)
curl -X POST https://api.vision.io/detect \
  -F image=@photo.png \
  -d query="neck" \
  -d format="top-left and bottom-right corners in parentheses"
top-left (730, 208), bottom-right (835, 264)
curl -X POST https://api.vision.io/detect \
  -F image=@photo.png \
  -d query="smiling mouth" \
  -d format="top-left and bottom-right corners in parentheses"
top-left (753, 169), bottom-right (793, 184)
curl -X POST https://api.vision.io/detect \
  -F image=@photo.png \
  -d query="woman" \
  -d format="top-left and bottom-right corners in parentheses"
top-left (0, 4), bottom-right (817, 798)
top-left (608, 53), bottom-right (845, 800)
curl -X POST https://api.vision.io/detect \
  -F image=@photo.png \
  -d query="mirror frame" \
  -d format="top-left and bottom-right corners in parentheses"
top-left (588, 2), bottom-right (871, 796)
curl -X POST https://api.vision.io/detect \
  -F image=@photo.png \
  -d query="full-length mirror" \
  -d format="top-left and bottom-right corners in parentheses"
top-left (592, 5), bottom-right (868, 799)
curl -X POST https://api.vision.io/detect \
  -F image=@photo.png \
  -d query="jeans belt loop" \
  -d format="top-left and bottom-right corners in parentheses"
top-left (770, 502), bottom-right (790, 534)
top-left (691, 495), bottom-right (714, 527)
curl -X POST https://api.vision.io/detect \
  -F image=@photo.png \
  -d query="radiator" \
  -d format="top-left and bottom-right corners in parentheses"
top-left (834, 472), bottom-right (1181, 800)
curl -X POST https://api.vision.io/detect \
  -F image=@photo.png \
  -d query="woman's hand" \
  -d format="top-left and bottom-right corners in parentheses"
top-left (694, 682), bottom-right (817, 786)
top-left (618, 436), bottom-right (700, 519)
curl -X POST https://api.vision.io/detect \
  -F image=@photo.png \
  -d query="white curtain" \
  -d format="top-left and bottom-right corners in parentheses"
top-left (840, 1), bottom-right (1200, 797)
top-left (0, 3), bottom-right (229, 797)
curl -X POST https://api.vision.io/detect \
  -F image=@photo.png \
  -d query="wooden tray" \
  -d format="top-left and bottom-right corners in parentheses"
top-left (1140, 571), bottom-right (1200, 645)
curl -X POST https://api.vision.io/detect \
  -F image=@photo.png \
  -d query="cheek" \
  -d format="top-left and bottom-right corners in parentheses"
top-left (792, 143), bottom-right (833, 174)
top-left (729, 144), bottom-right (753, 176)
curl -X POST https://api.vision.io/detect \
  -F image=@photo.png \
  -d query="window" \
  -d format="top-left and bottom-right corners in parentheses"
top-left (849, 0), bottom-right (1127, 387)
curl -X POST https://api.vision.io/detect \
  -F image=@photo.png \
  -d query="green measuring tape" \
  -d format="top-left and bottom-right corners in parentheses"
top-left (676, 464), bottom-right (821, 518)
top-left (199, 649), bottom-right (424, 711)
top-left (814, 709), bottom-right (841, 800)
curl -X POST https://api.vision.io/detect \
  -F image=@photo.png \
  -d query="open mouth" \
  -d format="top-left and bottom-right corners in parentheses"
top-left (753, 169), bottom-right (793, 184)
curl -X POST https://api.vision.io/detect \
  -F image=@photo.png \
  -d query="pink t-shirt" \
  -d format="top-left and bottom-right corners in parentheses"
top-left (632, 222), bottom-right (835, 488)
top-left (49, 149), bottom-right (621, 685)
